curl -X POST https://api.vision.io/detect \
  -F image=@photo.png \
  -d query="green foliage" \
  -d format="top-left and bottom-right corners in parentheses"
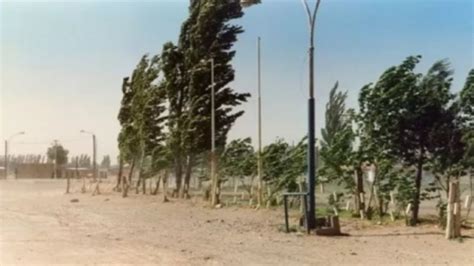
top-left (359, 56), bottom-right (458, 223)
top-left (327, 192), bottom-right (344, 211)
top-left (262, 138), bottom-right (307, 201)
top-left (240, 0), bottom-right (262, 8)
top-left (117, 54), bottom-right (167, 178)
top-left (319, 83), bottom-right (355, 191)
top-left (179, 0), bottom-right (250, 155)
top-left (220, 138), bottom-right (256, 179)
top-left (156, 1), bottom-right (252, 191)
top-left (393, 172), bottom-right (416, 210)
top-left (46, 142), bottom-right (69, 166)
top-left (460, 69), bottom-right (474, 168)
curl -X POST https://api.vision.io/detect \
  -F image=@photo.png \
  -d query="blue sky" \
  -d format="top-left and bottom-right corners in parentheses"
top-left (1, 0), bottom-right (473, 162)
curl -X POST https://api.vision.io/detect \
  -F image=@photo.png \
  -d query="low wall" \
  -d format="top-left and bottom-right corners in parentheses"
top-left (15, 163), bottom-right (55, 179)
top-left (64, 169), bottom-right (108, 179)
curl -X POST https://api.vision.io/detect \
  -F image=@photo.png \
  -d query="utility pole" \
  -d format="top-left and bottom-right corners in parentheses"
top-left (81, 130), bottom-right (97, 182)
top-left (302, 0), bottom-right (322, 229)
top-left (256, 37), bottom-right (263, 208)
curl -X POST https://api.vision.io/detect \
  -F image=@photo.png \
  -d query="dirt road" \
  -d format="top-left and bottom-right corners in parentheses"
top-left (1, 179), bottom-right (473, 265)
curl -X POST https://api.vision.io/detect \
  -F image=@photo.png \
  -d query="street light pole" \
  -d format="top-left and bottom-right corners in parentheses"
top-left (81, 130), bottom-right (97, 182)
top-left (257, 37), bottom-right (263, 208)
top-left (93, 134), bottom-right (97, 181)
top-left (302, 0), bottom-right (322, 229)
top-left (4, 131), bottom-right (26, 179)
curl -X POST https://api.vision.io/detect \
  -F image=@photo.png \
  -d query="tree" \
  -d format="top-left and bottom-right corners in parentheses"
top-left (319, 83), bottom-right (370, 217)
top-left (47, 142), bottom-right (69, 178)
top-left (100, 155), bottom-right (111, 169)
top-left (129, 54), bottom-right (163, 193)
top-left (117, 75), bottom-right (139, 186)
top-left (359, 56), bottom-right (455, 225)
top-left (262, 138), bottom-right (307, 205)
top-left (117, 54), bottom-right (165, 194)
top-left (459, 69), bottom-right (474, 198)
top-left (221, 138), bottom-right (255, 180)
top-left (46, 142), bottom-right (68, 166)
top-left (220, 138), bottom-right (256, 201)
top-left (319, 83), bottom-right (354, 190)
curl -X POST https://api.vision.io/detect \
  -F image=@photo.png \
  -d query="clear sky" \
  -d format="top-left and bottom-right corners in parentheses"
top-left (1, 0), bottom-right (473, 164)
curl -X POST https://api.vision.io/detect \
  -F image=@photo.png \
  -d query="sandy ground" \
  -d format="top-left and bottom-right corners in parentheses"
top-left (1, 179), bottom-right (473, 266)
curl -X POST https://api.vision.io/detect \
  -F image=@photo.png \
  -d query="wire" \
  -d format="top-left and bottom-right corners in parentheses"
top-left (14, 138), bottom-right (87, 145)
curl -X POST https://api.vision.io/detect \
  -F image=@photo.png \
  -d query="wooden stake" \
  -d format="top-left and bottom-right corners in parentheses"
top-left (345, 200), bottom-right (351, 211)
top-left (446, 181), bottom-right (458, 239)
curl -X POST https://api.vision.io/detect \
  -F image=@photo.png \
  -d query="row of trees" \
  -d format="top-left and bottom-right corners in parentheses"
top-left (117, 1), bottom-right (256, 201)
top-left (319, 57), bottom-right (473, 225)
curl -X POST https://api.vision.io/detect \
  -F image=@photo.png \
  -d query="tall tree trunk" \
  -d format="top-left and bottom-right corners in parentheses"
top-left (354, 167), bottom-right (365, 218)
top-left (115, 156), bottom-right (123, 191)
top-left (122, 174), bottom-right (129, 198)
top-left (182, 155), bottom-right (194, 199)
top-left (470, 167), bottom-right (473, 197)
top-left (411, 156), bottom-right (424, 226)
top-left (136, 147), bottom-right (146, 194)
top-left (174, 156), bottom-right (183, 197)
top-left (65, 171), bottom-right (70, 194)
top-left (153, 175), bottom-right (162, 195)
top-left (233, 176), bottom-right (239, 204)
top-left (128, 159), bottom-right (136, 185)
top-left (163, 170), bottom-right (169, 202)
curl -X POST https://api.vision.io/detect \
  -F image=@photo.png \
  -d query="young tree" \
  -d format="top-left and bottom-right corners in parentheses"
top-left (261, 138), bottom-right (307, 205)
top-left (220, 138), bottom-right (256, 201)
top-left (360, 56), bottom-right (455, 225)
top-left (319, 83), bottom-right (373, 217)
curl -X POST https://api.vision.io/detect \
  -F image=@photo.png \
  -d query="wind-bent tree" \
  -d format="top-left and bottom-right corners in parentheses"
top-left (117, 54), bottom-right (165, 195)
top-left (261, 138), bottom-right (307, 205)
top-left (360, 56), bottom-right (456, 225)
top-left (164, 0), bottom-right (251, 202)
top-left (129, 54), bottom-right (162, 194)
top-left (160, 41), bottom-right (188, 197)
top-left (117, 76), bottom-right (138, 190)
